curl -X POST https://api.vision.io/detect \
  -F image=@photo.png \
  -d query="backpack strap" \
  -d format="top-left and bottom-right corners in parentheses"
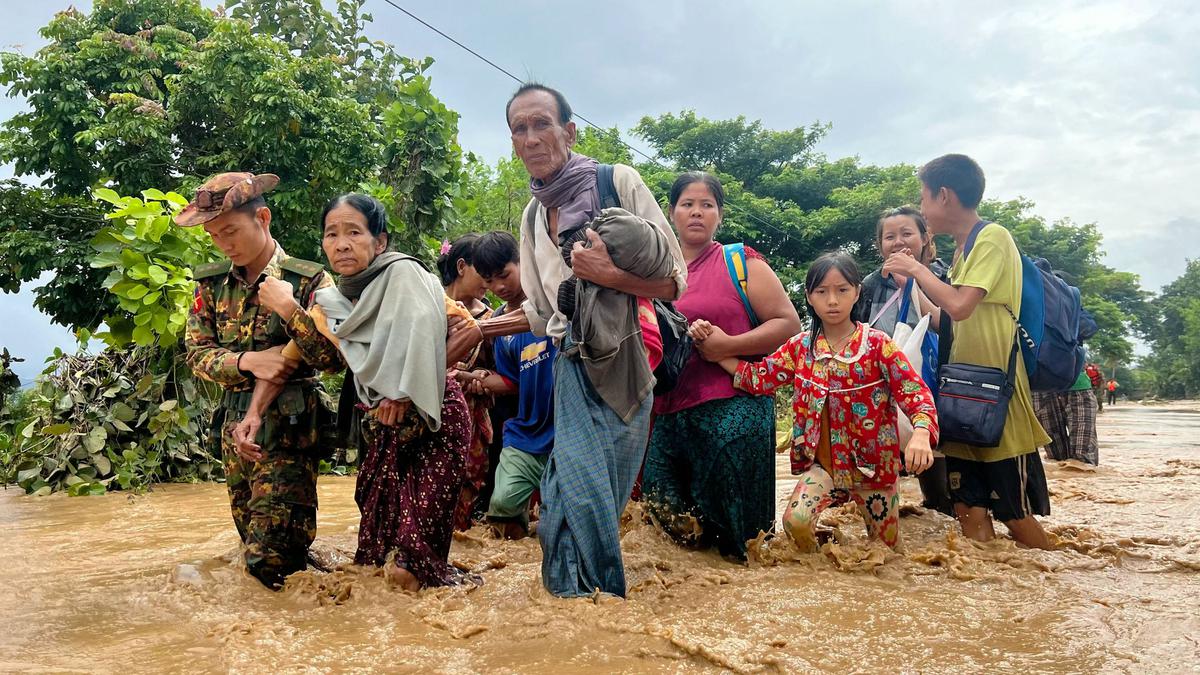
top-left (961, 220), bottom-right (991, 260)
top-left (722, 242), bottom-right (761, 327)
top-left (596, 163), bottom-right (620, 210)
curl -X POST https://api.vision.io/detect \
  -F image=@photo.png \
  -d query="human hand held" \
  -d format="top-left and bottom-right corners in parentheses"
top-left (570, 229), bottom-right (617, 285)
top-left (904, 428), bottom-right (934, 474)
top-left (455, 369), bottom-right (487, 385)
top-left (887, 251), bottom-right (911, 286)
top-left (258, 276), bottom-right (300, 319)
top-left (373, 398), bottom-right (411, 427)
top-left (232, 414), bottom-right (264, 462)
top-left (687, 319), bottom-right (714, 342)
top-left (240, 350), bottom-right (297, 384)
top-left (693, 324), bottom-right (733, 362)
top-left (882, 251), bottom-right (921, 280)
top-left (466, 378), bottom-right (491, 396)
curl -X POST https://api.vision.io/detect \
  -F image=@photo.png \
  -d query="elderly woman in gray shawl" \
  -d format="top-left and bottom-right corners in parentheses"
top-left (235, 193), bottom-right (480, 591)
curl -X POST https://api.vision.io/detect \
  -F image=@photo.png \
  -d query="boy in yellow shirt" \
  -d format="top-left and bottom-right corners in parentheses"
top-left (883, 154), bottom-right (1052, 549)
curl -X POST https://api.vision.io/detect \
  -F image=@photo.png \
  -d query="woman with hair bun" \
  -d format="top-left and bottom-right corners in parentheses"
top-left (438, 233), bottom-right (499, 530)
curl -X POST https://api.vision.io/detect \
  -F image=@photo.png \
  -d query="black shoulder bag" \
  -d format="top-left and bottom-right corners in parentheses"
top-left (936, 333), bottom-right (1017, 447)
top-left (935, 221), bottom-right (1015, 447)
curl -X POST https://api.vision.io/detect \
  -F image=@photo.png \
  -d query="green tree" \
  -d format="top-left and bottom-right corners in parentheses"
top-left (457, 154), bottom-right (530, 236)
top-left (1142, 259), bottom-right (1200, 398)
top-left (0, 0), bottom-right (463, 329)
top-left (456, 126), bottom-right (633, 238)
top-left (634, 110), bottom-right (827, 192)
top-left (0, 182), bottom-right (112, 329)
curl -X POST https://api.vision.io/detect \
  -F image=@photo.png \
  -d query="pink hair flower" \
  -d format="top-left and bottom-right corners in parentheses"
top-left (440, 239), bottom-right (452, 255)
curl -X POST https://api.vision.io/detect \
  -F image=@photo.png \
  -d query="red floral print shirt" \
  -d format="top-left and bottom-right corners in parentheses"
top-left (734, 323), bottom-right (939, 490)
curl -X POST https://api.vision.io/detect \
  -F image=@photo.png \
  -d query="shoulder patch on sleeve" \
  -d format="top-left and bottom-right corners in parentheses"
top-left (279, 257), bottom-right (326, 278)
top-left (192, 260), bottom-right (232, 279)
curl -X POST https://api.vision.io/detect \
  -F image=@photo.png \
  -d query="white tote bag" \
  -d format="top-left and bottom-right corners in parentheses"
top-left (887, 280), bottom-right (931, 449)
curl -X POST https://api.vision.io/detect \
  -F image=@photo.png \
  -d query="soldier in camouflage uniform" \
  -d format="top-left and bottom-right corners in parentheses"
top-left (178, 172), bottom-right (344, 589)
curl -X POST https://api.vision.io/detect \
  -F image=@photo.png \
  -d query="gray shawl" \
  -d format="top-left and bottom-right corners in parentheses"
top-left (315, 259), bottom-right (447, 430)
top-left (571, 207), bottom-right (677, 422)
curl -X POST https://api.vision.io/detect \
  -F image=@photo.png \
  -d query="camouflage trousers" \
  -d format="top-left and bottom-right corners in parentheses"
top-left (214, 395), bottom-right (322, 589)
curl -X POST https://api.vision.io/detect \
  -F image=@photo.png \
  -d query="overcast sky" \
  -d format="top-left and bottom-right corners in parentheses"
top-left (2, 1), bottom-right (1197, 384)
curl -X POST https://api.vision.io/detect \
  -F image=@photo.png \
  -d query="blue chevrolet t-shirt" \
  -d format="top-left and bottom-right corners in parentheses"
top-left (493, 330), bottom-right (556, 455)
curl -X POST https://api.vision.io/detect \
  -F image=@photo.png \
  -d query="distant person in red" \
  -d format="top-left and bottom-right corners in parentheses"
top-left (1106, 378), bottom-right (1120, 406)
top-left (1085, 363), bottom-right (1103, 411)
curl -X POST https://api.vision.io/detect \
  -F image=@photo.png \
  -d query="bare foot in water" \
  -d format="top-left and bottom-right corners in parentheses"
top-left (384, 564), bottom-right (420, 592)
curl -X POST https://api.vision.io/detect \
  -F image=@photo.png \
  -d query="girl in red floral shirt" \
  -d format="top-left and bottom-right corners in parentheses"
top-left (705, 252), bottom-right (939, 550)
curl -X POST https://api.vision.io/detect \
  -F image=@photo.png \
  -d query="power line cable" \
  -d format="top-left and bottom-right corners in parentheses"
top-left (374, 0), bottom-right (797, 245)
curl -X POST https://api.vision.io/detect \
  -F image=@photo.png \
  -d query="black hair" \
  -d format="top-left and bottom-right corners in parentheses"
top-left (668, 171), bottom-right (725, 211)
top-left (232, 195), bottom-right (267, 218)
top-left (918, 153), bottom-right (986, 209)
top-left (876, 205), bottom-right (936, 263)
top-left (320, 193), bottom-right (390, 241)
top-left (437, 233), bottom-right (480, 287)
top-left (804, 251), bottom-right (863, 337)
top-left (505, 82), bottom-right (572, 127)
top-left (472, 231), bottom-right (519, 279)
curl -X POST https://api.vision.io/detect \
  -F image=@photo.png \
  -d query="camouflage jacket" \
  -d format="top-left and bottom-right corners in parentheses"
top-left (185, 243), bottom-right (344, 393)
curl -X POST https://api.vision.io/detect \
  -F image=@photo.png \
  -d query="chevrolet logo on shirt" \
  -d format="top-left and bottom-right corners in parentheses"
top-left (520, 341), bottom-right (547, 362)
top-left (520, 340), bottom-right (550, 371)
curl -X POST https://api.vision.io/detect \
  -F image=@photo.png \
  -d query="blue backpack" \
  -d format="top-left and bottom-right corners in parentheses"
top-left (964, 221), bottom-right (1087, 392)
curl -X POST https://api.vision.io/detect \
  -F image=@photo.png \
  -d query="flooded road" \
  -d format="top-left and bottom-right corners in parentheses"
top-left (2, 402), bottom-right (1198, 673)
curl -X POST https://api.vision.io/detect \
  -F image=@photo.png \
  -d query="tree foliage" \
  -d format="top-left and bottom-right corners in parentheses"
top-left (1140, 259), bottom-right (1200, 398)
top-left (4, 189), bottom-right (220, 495)
top-left (634, 111), bottom-right (922, 297)
top-left (89, 187), bottom-right (220, 347)
top-left (7, 343), bottom-right (220, 495)
top-left (0, 181), bottom-right (112, 329)
top-left (456, 126), bottom-right (629, 237)
top-left (0, 0), bottom-right (464, 330)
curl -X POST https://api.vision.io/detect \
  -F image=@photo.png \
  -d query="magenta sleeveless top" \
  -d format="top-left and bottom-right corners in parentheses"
top-left (654, 241), bottom-right (762, 415)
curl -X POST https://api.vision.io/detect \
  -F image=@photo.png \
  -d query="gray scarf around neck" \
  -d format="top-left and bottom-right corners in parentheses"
top-left (529, 152), bottom-right (600, 240)
top-left (316, 255), bottom-right (446, 430)
top-left (337, 250), bottom-right (416, 300)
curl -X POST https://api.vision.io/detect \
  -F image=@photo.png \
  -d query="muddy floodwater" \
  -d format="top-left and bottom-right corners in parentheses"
top-left (2, 402), bottom-right (1199, 674)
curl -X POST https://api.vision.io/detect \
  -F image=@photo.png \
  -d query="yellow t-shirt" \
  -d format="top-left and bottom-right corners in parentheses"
top-left (942, 224), bottom-right (1049, 462)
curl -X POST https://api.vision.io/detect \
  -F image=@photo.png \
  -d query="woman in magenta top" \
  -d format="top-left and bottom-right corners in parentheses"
top-left (644, 172), bottom-right (802, 559)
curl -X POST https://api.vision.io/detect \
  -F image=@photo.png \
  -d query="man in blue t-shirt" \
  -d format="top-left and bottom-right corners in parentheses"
top-left (461, 232), bottom-right (556, 538)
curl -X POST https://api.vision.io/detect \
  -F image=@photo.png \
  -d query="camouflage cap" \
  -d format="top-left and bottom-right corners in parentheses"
top-left (174, 172), bottom-right (280, 227)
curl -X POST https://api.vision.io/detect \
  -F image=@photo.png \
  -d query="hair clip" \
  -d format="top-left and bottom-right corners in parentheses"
top-left (440, 239), bottom-right (452, 255)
